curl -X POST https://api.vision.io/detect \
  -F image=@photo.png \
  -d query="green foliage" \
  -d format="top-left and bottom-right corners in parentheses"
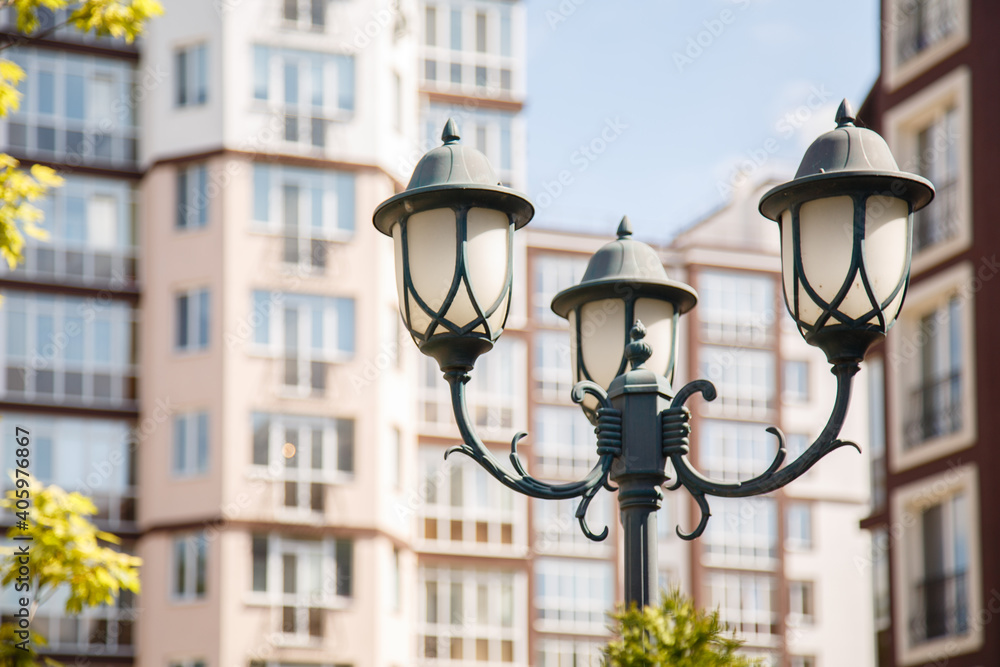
top-left (603, 589), bottom-right (764, 667)
top-left (0, 477), bottom-right (142, 663)
top-left (0, 0), bottom-right (163, 269)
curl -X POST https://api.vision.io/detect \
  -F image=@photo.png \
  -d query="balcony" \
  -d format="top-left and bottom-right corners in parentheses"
top-left (904, 371), bottom-right (962, 447)
top-left (909, 571), bottom-right (968, 643)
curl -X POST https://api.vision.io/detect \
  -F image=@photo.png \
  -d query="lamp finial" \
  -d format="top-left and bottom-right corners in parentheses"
top-left (835, 99), bottom-right (856, 128)
top-left (442, 118), bottom-right (461, 144)
top-left (625, 320), bottom-right (652, 370)
top-left (617, 216), bottom-right (633, 239)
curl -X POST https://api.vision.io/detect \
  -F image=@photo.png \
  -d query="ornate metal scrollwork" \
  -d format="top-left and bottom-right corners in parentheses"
top-left (441, 370), bottom-right (623, 542)
top-left (661, 361), bottom-right (863, 540)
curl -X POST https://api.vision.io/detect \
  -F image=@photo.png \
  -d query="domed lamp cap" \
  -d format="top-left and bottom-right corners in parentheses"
top-left (551, 216), bottom-right (698, 317)
top-left (373, 119), bottom-right (534, 235)
top-left (759, 99), bottom-right (935, 220)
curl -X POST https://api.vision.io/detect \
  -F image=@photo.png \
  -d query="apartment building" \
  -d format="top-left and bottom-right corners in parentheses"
top-left (860, 1), bottom-right (999, 665)
top-left (0, 2), bottom-right (881, 667)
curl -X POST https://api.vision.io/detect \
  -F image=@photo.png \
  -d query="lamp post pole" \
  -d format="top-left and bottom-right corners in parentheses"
top-left (373, 101), bottom-right (935, 615)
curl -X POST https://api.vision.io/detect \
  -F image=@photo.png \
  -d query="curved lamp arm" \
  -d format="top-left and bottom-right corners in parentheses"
top-left (441, 369), bottom-right (622, 541)
top-left (662, 361), bottom-right (862, 540)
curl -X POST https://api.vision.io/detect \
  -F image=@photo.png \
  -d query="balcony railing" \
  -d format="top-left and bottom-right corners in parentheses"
top-left (913, 178), bottom-right (959, 254)
top-left (909, 571), bottom-right (968, 643)
top-left (905, 371), bottom-right (962, 446)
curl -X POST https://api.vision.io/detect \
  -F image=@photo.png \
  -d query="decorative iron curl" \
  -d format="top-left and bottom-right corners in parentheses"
top-left (661, 361), bottom-right (863, 540)
top-left (441, 371), bottom-right (622, 542)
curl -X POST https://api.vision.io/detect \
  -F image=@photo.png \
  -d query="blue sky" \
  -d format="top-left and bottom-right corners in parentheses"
top-left (523, 0), bottom-right (881, 243)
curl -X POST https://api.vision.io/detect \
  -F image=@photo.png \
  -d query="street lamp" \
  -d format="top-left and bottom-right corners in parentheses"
top-left (373, 100), bottom-right (934, 608)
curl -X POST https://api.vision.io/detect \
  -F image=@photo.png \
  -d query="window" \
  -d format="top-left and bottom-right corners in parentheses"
top-left (702, 497), bottom-right (777, 566)
top-left (176, 288), bottom-right (210, 351)
top-left (0, 292), bottom-right (137, 407)
top-left (0, 175), bottom-right (136, 286)
top-left (250, 535), bottom-right (352, 643)
top-left (533, 331), bottom-right (572, 400)
top-left (533, 406), bottom-right (599, 479)
top-left (783, 360), bottom-right (808, 402)
top-left (251, 413), bottom-right (354, 513)
top-left (6, 47), bottom-right (137, 166)
top-left (418, 447), bottom-right (524, 551)
top-left (537, 639), bottom-right (604, 667)
top-left (868, 357), bottom-right (887, 511)
top-left (250, 291), bottom-right (355, 394)
top-left (173, 533), bottom-right (207, 600)
top-left (789, 657), bottom-right (815, 667)
top-left (885, 68), bottom-right (970, 271)
top-left (912, 106), bottom-right (960, 254)
top-left (535, 559), bottom-right (613, 633)
top-left (389, 548), bottom-right (401, 612)
top-left (893, 464), bottom-right (981, 663)
top-left (252, 46), bottom-right (354, 148)
top-left (1, 542), bottom-right (137, 650)
top-left (1, 416), bottom-right (135, 527)
top-left (533, 495), bottom-right (612, 558)
top-left (283, 0), bottom-right (326, 29)
top-left (890, 262), bottom-right (976, 470)
top-left (699, 420), bottom-right (776, 483)
top-left (252, 164), bottom-right (355, 270)
top-left (173, 412), bottom-right (209, 477)
top-left (785, 502), bottom-right (812, 551)
top-left (177, 164), bottom-right (209, 229)
top-left (387, 426), bottom-right (401, 490)
top-left (169, 660), bottom-right (206, 667)
top-left (787, 581), bottom-right (815, 626)
top-left (425, 103), bottom-right (519, 187)
top-left (532, 254), bottom-right (588, 327)
top-left (420, 3), bottom-right (518, 98)
top-left (894, 0), bottom-right (962, 66)
top-left (418, 567), bottom-right (523, 662)
top-left (699, 346), bottom-right (775, 418)
top-left (706, 572), bottom-right (778, 641)
top-left (872, 528), bottom-right (890, 630)
top-left (175, 44), bottom-right (208, 107)
top-left (698, 271), bottom-right (773, 345)
top-left (418, 337), bottom-right (525, 438)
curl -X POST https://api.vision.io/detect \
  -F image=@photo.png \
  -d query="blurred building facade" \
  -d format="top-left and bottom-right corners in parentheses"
top-left (860, 1), bottom-right (999, 666)
top-left (0, 2), bottom-right (879, 667)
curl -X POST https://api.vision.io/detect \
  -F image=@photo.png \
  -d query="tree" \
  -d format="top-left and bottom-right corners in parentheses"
top-left (0, 0), bottom-right (163, 269)
top-left (0, 476), bottom-right (142, 664)
top-left (602, 589), bottom-right (764, 667)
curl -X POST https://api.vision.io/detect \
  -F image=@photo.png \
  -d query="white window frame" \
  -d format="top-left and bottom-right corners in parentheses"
top-left (248, 534), bottom-right (352, 646)
top-left (699, 419), bottom-right (776, 483)
top-left (537, 638), bottom-right (605, 667)
top-left (5, 47), bottom-right (137, 167)
top-left (699, 346), bottom-right (775, 419)
top-left (531, 252), bottom-right (588, 327)
top-left (418, 566), bottom-right (526, 664)
top-left (888, 261), bottom-right (976, 472)
top-left (534, 558), bottom-right (614, 635)
top-left (250, 412), bottom-right (354, 515)
top-left (176, 288), bottom-right (211, 352)
top-left (174, 43), bottom-right (208, 107)
top-left (785, 501), bottom-right (813, 551)
top-left (177, 163), bottom-right (209, 229)
top-left (281, 0), bottom-right (327, 30)
top-left (697, 270), bottom-right (774, 346)
top-left (782, 359), bottom-right (809, 403)
top-left (0, 291), bottom-right (137, 407)
top-left (533, 405), bottom-right (599, 479)
top-left (884, 0), bottom-right (968, 90)
top-left (891, 463), bottom-right (982, 665)
top-left (173, 411), bottom-right (209, 478)
top-left (702, 496), bottom-right (777, 568)
top-left (172, 532), bottom-right (207, 602)
top-left (706, 572), bottom-right (778, 646)
top-left (884, 67), bottom-right (971, 274)
top-left (787, 580), bottom-right (816, 627)
top-left (532, 330), bottom-right (573, 401)
top-left (532, 495), bottom-right (613, 559)
top-left (417, 446), bottom-right (526, 553)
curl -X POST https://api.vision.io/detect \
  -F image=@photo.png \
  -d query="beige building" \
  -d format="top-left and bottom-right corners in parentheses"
top-left (0, 2), bottom-right (878, 667)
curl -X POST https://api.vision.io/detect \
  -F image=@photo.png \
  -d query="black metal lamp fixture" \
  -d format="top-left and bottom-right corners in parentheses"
top-left (373, 103), bottom-right (934, 608)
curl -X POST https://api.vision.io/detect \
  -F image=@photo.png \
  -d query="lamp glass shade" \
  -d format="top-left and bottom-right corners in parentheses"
top-left (636, 298), bottom-right (675, 376)
top-left (568, 297), bottom-right (676, 391)
top-left (781, 194), bottom-right (910, 331)
top-left (392, 206), bottom-right (512, 341)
